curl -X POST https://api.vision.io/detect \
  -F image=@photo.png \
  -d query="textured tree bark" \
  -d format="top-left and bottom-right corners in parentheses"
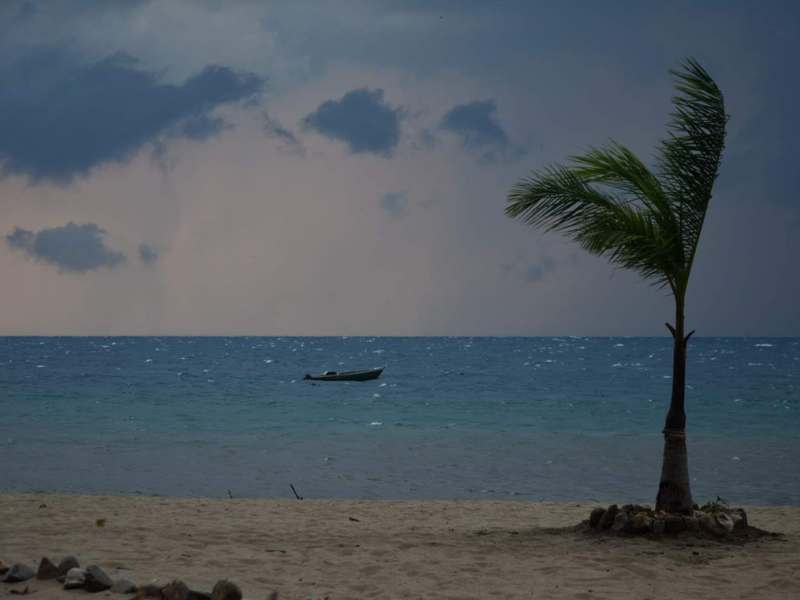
top-left (656, 297), bottom-right (694, 514)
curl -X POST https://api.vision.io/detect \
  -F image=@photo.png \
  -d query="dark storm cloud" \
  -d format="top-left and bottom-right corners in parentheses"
top-left (11, 0), bottom-right (36, 21)
top-left (381, 191), bottom-right (408, 218)
top-left (302, 88), bottom-right (401, 156)
top-left (441, 100), bottom-right (508, 148)
top-left (173, 114), bottom-right (228, 141)
top-left (138, 243), bottom-right (158, 265)
top-left (440, 99), bottom-right (522, 163)
top-left (263, 112), bottom-right (298, 144)
top-left (0, 49), bottom-right (263, 182)
top-left (263, 111), bottom-right (305, 155)
top-left (6, 222), bottom-right (126, 272)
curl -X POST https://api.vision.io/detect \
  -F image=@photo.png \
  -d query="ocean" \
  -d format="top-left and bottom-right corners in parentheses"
top-left (1, 337), bottom-right (797, 504)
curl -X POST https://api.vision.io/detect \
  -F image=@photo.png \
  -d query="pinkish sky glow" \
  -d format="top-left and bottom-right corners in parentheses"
top-left (1, 1), bottom-right (798, 335)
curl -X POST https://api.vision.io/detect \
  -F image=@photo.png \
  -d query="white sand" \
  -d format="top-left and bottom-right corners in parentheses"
top-left (2, 494), bottom-right (799, 599)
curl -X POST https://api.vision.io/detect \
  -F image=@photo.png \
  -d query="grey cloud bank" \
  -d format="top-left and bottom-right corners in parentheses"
top-left (173, 114), bottom-right (228, 141)
top-left (441, 100), bottom-right (523, 163)
top-left (442, 100), bottom-right (508, 148)
top-left (263, 112), bottom-right (305, 155)
top-left (0, 49), bottom-right (263, 182)
top-left (6, 222), bottom-right (126, 272)
top-left (302, 88), bottom-right (401, 156)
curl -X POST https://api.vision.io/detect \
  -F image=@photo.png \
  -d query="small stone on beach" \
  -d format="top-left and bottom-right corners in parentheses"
top-left (3, 564), bottom-right (35, 583)
top-left (664, 514), bottom-right (686, 533)
top-left (731, 508), bottom-right (748, 530)
top-left (36, 556), bottom-right (61, 580)
top-left (57, 556), bottom-right (80, 576)
top-left (161, 580), bottom-right (190, 600)
top-left (598, 504), bottom-right (619, 529)
top-left (211, 579), bottom-right (242, 600)
top-left (64, 567), bottom-right (87, 590)
top-left (84, 565), bottom-right (113, 593)
top-left (612, 511), bottom-right (632, 533)
top-left (684, 515), bottom-right (700, 531)
top-left (701, 512), bottom-right (734, 536)
top-left (630, 512), bottom-right (653, 534)
top-left (588, 507), bottom-right (605, 528)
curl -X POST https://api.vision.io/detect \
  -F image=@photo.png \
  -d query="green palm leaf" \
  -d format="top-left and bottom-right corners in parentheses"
top-left (506, 58), bottom-right (726, 297)
top-left (659, 58), bottom-right (727, 288)
top-left (506, 155), bottom-right (678, 289)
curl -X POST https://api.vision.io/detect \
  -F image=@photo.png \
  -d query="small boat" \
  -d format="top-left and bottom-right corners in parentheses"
top-left (303, 367), bottom-right (384, 382)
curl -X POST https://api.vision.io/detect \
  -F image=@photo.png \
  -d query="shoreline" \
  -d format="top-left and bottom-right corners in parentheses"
top-left (8, 489), bottom-right (798, 509)
top-left (3, 494), bottom-right (800, 599)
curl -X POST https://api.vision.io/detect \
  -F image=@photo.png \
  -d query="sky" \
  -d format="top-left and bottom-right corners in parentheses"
top-left (1, 0), bottom-right (798, 336)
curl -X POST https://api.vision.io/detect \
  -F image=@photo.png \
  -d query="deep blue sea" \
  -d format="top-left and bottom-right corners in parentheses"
top-left (1, 337), bottom-right (798, 504)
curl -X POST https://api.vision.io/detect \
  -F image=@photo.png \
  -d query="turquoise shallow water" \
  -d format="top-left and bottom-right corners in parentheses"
top-left (1, 336), bottom-right (798, 503)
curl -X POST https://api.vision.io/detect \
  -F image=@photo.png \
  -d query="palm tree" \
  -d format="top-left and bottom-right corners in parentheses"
top-left (506, 59), bottom-right (727, 514)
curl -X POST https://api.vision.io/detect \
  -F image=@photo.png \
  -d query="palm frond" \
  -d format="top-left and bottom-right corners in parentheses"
top-left (507, 58), bottom-right (726, 301)
top-left (507, 167), bottom-right (678, 288)
top-left (659, 58), bottom-right (727, 283)
top-left (570, 143), bottom-right (680, 258)
top-left (571, 143), bottom-right (670, 216)
top-left (507, 166), bottom-right (617, 231)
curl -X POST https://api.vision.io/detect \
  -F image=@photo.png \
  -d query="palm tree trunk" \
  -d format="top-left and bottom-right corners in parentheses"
top-left (656, 295), bottom-right (694, 514)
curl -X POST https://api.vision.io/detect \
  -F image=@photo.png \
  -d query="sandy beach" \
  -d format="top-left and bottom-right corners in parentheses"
top-left (1, 494), bottom-right (799, 599)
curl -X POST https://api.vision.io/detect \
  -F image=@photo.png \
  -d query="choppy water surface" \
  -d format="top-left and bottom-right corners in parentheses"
top-left (1, 337), bottom-right (798, 503)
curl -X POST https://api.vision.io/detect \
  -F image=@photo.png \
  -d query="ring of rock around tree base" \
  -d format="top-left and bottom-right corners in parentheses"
top-left (587, 503), bottom-right (748, 536)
